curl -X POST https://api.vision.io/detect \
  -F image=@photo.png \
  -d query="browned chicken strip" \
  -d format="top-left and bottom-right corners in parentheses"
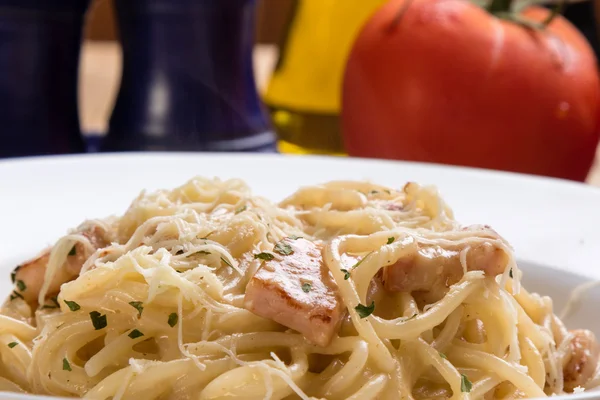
top-left (382, 239), bottom-right (508, 296)
top-left (564, 329), bottom-right (600, 392)
top-left (11, 226), bottom-right (111, 305)
top-left (244, 237), bottom-right (344, 347)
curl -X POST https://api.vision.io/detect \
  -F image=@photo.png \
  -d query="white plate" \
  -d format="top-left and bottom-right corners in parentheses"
top-left (0, 153), bottom-right (599, 400)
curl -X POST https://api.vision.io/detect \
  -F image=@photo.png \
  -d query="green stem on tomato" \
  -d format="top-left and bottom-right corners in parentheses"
top-left (494, 11), bottom-right (544, 29)
top-left (487, 0), bottom-right (514, 13)
top-left (542, 0), bottom-right (565, 26)
top-left (488, 0), bottom-right (564, 30)
top-left (388, 0), bottom-right (415, 31)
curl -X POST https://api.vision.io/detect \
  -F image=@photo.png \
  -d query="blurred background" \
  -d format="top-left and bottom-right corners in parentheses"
top-left (3, 0), bottom-right (600, 184)
top-left (80, 0), bottom-right (282, 137)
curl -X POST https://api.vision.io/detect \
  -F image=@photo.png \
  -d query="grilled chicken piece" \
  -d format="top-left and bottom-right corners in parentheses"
top-left (564, 329), bottom-right (600, 392)
top-left (12, 226), bottom-right (111, 305)
top-left (244, 237), bottom-right (344, 347)
top-left (382, 238), bottom-right (508, 298)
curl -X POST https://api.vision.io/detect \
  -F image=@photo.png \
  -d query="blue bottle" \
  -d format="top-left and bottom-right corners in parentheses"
top-left (0, 0), bottom-right (89, 158)
top-left (103, 0), bottom-right (277, 152)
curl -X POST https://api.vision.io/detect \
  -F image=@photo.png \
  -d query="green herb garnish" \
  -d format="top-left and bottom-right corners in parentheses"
top-left (64, 300), bottom-right (80, 312)
top-left (221, 256), bottom-right (234, 268)
top-left (68, 246), bottom-right (77, 256)
top-left (195, 250), bottom-right (211, 256)
top-left (41, 296), bottom-right (61, 309)
top-left (89, 311), bottom-right (107, 330)
top-left (341, 269), bottom-right (351, 280)
top-left (288, 235), bottom-right (302, 240)
top-left (254, 252), bottom-right (275, 261)
top-left (509, 268), bottom-right (513, 278)
top-left (369, 190), bottom-right (379, 194)
top-left (129, 301), bottom-right (144, 317)
top-left (461, 374), bottom-right (472, 393)
top-left (10, 265), bottom-right (20, 283)
top-left (439, 352), bottom-right (447, 359)
top-left (7, 342), bottom-right (17, 349)
top-left (355, 301), bottom-right (375, 318)
top-left (16, 280), bottom-right (26, 292)
top-left (387, 237), bottom-right (395, 244)
top-left (168, 313), bottom-right (178, 327)
top-left (63, 358), bottom-right (72, 371)
top-left (351, 252), bottom-right (373, 271)
top-left (274, 241), bottom-right (294, 256)
top-left (198, 231), bottom-right (214, 240)
top-left (301, 283), bottom-right (312, 293)
top-left (235, 205), bottom-right (247, 214)
top-left (128, 329), bottom-right (144, 339)
top-left (10, 291), bottom-right (23, 301)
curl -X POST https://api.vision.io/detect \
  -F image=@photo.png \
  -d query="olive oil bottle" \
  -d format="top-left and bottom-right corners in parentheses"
top-left (262, 0), bottom-right (385, 155)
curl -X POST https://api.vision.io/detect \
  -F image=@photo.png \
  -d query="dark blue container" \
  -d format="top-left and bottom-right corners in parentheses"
top-left (0, 0), bottom-right (89, 158)
top-left (103, 0), bottom-right (277, 152)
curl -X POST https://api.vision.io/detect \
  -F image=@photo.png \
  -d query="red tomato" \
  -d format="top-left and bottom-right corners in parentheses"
top-left (342, 0), bottom-right (600, 181)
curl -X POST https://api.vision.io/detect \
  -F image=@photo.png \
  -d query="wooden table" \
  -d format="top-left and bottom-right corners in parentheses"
top-left (79, 41), bottom-right (600, 187)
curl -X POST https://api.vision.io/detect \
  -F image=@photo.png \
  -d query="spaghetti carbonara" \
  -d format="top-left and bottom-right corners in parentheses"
top-left (0, 177), bottom-right (598, 399)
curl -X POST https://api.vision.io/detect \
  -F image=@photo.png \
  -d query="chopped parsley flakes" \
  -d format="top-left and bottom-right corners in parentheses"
top-left (15, 280), bottom-right (26, 292)
top-left (198, 231), bottom-right (214, 240)
top-left (41, 296), bottom-right (60, 310)
top-left (221, 256), bottom-right (234, 268)
top-left (168, 313), bottom-right (178, 327)
top-left (10, 291), bottom-right (23, 301)
top-left (387, 237), bottom-right (395, 244)
top-left (355, 301), bottom-right (375, 318)
top-left (254, 252), bottom-right (274, 261)
top-left (128, 329), bottom-right (144, 339)
top-left (89, 311), bottom-right (107, 330)
top-left (129, 301), bottom-right (144, 317)
top-left (64, 300), bottom-right (80, 312)
top-left (235, 205), bottom-right (247, 214)
top-left (461, 374), bottom-right (472, 393)
top-left (63, 358), bottom-right (72, 371)
top-left (274, 241), bottom-right (294, 256)
top-left (68, 246), bottom-right (77, 256)
top-left (7, 342), bottom-right (17, 349)
top-left (301, 283), bottom-right (312, 293)
top-left (351, 251), bottom-right (373, 270)
top-left (341, 269), bottom-right (351, 280)
top-left (10, 265), bottom-right (20, 283)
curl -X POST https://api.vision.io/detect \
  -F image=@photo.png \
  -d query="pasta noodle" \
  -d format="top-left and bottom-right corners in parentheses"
top-left (0, 177), bottom-right (597, 399)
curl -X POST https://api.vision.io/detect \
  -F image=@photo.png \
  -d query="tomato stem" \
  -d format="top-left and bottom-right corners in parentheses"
top-left (488, 0), bottom-right (564, 28)
top-left (487, 0), bottom-right (513, 13)
top-left (389, 0), bottom-right (415, 31)
top-left (542, 0), bottom-right (564, 26)
top-left (494, 12), bottom-right (543, 29)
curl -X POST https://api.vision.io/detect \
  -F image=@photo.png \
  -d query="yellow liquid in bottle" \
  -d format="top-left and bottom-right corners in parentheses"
top-left (262, 0), bottom-right (385, 155)
top-left (270, 107), bottom-right (345, 155)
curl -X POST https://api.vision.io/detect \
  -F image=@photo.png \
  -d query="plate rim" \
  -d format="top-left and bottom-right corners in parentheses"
top-left (1, 152), bottom-right (599, 400)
